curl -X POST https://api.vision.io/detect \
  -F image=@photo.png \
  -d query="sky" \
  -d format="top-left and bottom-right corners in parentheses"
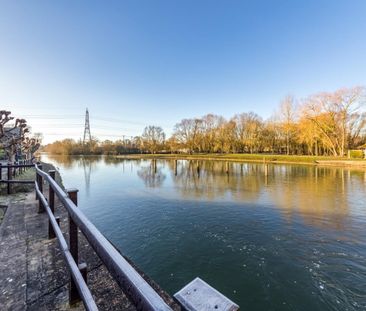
top-left (1, 1), bottom-right (366, 144)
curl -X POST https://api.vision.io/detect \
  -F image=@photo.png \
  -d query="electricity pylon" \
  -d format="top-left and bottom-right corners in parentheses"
top-left (83, 108), bottom-right (92, 143)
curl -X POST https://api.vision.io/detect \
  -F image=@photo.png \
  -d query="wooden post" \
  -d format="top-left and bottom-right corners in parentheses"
top-left (37, 164), bottom-right (44, 213)
top-left (225, 161), bottom-right (229, 174)
top-left (67, 188), bottom-right (80, 305)
top-left (196, 162), bottom-right (200, 176)
top-left (153, 160), bottom-right (157, 174)
top-left (174, 159), bottom-right (178, 176)
top-left (0, 163), bottom-right (2, 180)
top-left (55, 216), bottom-right (60, 231)
top-left (48, 216), bottom-right (60, 239)
top-left (7, 162), bottom-right (11, 194)
top-left (78, 262), bottom-right (88, 284)
top-left (48, 170), bottom-right (56, 239)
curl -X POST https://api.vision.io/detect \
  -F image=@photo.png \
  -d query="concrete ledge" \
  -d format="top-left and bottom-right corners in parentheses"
top-left (174, 278), bottom-right (239, 311)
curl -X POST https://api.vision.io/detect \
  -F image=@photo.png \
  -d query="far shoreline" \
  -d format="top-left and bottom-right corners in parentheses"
top-left (40, 152), bottom-right (366, 168)
top-left (113, 153), bottom-right (366, 168)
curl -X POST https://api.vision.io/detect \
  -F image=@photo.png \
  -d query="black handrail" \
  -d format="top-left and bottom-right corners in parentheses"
top-left (35, 163), bottom-right (173, 311)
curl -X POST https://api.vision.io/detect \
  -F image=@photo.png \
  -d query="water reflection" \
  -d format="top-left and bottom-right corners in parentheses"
top-left (129, 158), bottom-right (366, 230)
top-left (40, 154), bottom-right (366, 311)
top-left (43, 155), bottom-right (366, 229)
top-left (137, 160), bottom-right (166, 188)
top-left (45, 154), bottom-right (100, 195)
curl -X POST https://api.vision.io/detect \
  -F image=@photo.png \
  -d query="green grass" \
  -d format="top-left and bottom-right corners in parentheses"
top-left (0, 167), bottom-right (35, 194)
top-left (117, 153), bottom-right (366, 164)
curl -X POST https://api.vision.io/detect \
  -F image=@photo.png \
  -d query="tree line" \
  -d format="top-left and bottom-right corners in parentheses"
top-left (44, 86), bottom-right (366, 157)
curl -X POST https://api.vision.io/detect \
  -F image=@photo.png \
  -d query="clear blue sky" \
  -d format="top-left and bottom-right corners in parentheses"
top-left (1, 1), bottom-right (366, 143)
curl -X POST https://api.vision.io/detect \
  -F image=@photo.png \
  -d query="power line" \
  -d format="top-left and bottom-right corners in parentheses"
top-left (21, 114), bottom-right (174, 127)
top-left (32, 123), bottom-right (140, 131)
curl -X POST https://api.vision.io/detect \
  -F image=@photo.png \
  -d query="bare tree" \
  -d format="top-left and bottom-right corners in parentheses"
top-left (173, 118), bottom-right (203, 153)
top-left (232, 112), bottom-right (263, 153)
top-left (0, 111), bottom-right (28, 162)
top-left (302, 86), bottom-right (366, 156)
top-left (279, 95), bottom-right (297, 155)
top-left (141, 125), bottom-right (165, 154)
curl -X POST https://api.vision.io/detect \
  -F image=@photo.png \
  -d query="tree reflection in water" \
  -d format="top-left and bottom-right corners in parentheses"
top-left (137, 160), bottom-right (166, 188)
top-left (41, 154), bottom-right (366, 230)
top-left (164, 160), bottom-right (361, 230)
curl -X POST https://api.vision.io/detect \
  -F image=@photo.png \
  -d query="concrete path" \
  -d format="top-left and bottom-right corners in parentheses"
top-left (0, 194), bottom-right (28, 311)
top-left (0, 191), bottom-right (177, 311)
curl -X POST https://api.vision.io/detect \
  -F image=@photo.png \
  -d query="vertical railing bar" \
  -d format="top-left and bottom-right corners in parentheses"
top-left (7, 162), bottom-right (11, 194)
top-left (67, 188), bottom-right (80, 305)
top-left (48, 170), bottom-right (56, 239)
top-left (37, 163), bottom-right (44, 213)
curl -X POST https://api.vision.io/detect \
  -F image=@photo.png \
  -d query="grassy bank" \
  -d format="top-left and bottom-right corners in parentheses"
top-left (0, 162), bottom-right (63, 195)
top-left (116, 153), bottom-right (366, 166)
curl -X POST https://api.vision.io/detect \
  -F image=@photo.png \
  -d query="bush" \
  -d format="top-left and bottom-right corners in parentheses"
top-left (349, 150), bottom-right (364, 159)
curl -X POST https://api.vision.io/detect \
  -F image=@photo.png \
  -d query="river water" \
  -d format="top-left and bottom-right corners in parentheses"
top-left (40, 154), bottom-right (366, 311)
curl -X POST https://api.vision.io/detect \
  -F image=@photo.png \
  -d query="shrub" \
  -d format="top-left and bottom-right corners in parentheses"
top-left (349, 150), bottom-right (364, 159)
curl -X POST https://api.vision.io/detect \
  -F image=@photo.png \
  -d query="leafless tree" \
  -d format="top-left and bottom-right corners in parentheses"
top-left (141, 125), bottom-right (165, 154)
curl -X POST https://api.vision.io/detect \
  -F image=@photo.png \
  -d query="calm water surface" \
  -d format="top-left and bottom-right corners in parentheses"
top-left (41, 154), bottom-right (366, 311)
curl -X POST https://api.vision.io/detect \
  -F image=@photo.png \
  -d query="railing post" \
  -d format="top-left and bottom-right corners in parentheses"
top-left (7, 162), bottom-right (11, 195)
top-left (37, 164), bottom-right (44, 212)
top-left (0, 163), bottom-right (2, 180)
top-left (13, 161), bottom-right (17, 177)
top-left (67, 188), bottom-right (80, 305)
top-left (48, 170), bottom-right (56, 239)
top-left (78, 262), bottom-right (88, 284)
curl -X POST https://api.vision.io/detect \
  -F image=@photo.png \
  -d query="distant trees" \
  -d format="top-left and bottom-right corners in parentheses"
top-left (168, 86), bottom-right (366, 156)
top-left (43, 138), bottom-right (141, 155)
top-left (43, 86), bottom-right (366, 157)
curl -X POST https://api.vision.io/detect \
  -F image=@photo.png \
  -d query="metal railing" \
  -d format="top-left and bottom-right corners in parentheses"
top-left (0, 160), bottom-right (34, 194)
top-left (34, 163), bottom-right (173, 311)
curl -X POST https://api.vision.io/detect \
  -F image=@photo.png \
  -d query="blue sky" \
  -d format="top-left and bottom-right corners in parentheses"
top-left (1, 1), bottom-right (366, 143)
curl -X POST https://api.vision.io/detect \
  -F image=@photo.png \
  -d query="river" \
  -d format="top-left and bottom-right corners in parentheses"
top-left (40, 154), bottom-right (366, 311)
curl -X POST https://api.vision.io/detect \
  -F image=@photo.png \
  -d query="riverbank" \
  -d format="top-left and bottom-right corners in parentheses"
top-left (116, 153), bottom-right (366, 168)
